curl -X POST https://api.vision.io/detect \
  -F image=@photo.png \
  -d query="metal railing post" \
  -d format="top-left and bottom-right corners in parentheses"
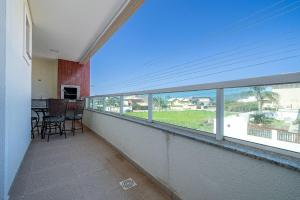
top-left (103, 97), bottom-right (106, 112)
top-left (120, 95), bottom-right (124, 114)
top-left (85, 97), bottom-right (89, 109)
top-left (148, 94), bottom-right (153, 123)
top-left (216, 88), bottom-right (224, 140)
top-left (91, 97), bottom-right (94, 109)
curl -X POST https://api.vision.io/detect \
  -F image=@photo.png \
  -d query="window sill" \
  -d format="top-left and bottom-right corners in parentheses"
top-left (85, 109), bottom-right (300, 172)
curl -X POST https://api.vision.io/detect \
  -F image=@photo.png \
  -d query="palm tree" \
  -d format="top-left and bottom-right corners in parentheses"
top-left (106, 97), bottom-right (120, 111)
top-left (153, 96), bottom-right (168, 111)
top-left (251, 86), bottom-right (279, 112)
top-left (294, 110), bottom-right (300, 125)
top-left (108, 97), bottom-right (119, 106)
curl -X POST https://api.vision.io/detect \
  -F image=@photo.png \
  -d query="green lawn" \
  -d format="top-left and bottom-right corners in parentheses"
top-left (125, 110), bottom-right (215, 133)
top-left (124, 111), bottom-right (148, 120)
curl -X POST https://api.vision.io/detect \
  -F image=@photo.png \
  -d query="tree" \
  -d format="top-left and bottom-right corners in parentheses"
top-left (107, 97), bottom-right (119, 107)
top-left (132, 102), bottom-right (144, 110)
top-left (250, 86), bottom-right (279, 112)
top-left (295, 109), bottom-right (300, 126)
top-left (153, 96), bottom-right (168, 111)
top-left (248, 87), bottom-right (279, 125)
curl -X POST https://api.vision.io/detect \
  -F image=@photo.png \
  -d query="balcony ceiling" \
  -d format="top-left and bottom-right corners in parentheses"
top-left (28, 0), bottom-right (129, 62)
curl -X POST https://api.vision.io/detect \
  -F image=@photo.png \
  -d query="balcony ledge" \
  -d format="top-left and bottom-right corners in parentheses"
top-left (86, 109), bottom-right (300, 172)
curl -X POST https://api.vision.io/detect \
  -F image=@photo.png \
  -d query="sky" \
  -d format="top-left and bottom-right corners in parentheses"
top-left (91, 0), bottom-right (300, 95)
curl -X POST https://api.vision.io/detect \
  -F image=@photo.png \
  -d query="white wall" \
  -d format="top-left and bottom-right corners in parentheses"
top-left (32, 57), bottom-right (58, 99)
top-left (0, 0), bottom-right (6, 198)
top-left (3, 0), bottom-right (32, 199)
top-left (83, 110), bottom-right (300, 200)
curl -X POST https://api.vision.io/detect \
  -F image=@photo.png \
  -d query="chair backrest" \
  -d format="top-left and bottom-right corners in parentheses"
top-left (75, 100), bottom-right (85, 115)
top-left (31, 110), bottom-right (38, 118)
top-left (48, 99), bottom-right (67, 117)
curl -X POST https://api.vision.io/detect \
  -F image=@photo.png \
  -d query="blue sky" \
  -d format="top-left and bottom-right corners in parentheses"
top-left (91, 0), bottom-right (300, 95)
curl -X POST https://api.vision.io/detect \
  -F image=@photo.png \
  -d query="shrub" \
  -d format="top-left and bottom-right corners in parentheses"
top-left (249, 113), bottom-right (272, 124)
top-left (225, 102), bottom-right (258, 112)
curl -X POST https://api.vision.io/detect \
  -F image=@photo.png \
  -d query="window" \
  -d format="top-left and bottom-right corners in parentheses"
top-left (105, 96), bottom-right (120, 113)
top-left (123, 95), bottom-right (148, 120)
top-left (153, 90), bottom-right (216, 133)
top-left (23, 2), bottom-right (32, 64)
top-left (224, 83), bottom-right (300, 153)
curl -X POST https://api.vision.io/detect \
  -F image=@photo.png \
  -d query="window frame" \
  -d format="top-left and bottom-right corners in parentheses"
top-left (23, 1), bottom-right (32, 65)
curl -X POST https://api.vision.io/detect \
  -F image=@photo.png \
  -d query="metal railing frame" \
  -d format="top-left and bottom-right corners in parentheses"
top-left (86, 72), bottom-right (300, 142)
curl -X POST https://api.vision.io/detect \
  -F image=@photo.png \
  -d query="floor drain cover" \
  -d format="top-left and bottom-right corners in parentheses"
top-left (120, 178), bottom-right (137, 190)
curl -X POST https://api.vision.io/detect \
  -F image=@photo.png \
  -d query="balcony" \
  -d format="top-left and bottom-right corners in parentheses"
top-left (1, 0), bottom-right (300, 200)
top-left (9, 126), bottom-right (170, 200)
top-left (82, 73), bottom-right (300, 200)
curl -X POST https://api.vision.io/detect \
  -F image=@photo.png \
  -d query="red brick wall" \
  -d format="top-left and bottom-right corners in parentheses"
top-left (57, 59), bottom-right (90, 98)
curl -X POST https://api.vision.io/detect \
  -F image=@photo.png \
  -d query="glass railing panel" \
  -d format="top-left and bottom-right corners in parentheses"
top-left (105, 96), bottom-right (120, 113)
top-left (92, 97), bottom-right (105, 112)
top-left (224, 83), bottom-right (300, 153)
top-left (88, 97), bottom-right (93, 109)
top-left (123, 94), bottom-right (148, 120)
top-left (85, 97), bottom-right (91, 109)
top-left (153, 90), bottom-right (216, 133)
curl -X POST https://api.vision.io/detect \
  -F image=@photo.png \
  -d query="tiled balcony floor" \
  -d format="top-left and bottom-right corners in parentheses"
top-left (9, 125), bottom-right (171, 200)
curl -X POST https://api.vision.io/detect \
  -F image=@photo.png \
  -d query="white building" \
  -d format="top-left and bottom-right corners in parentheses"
top-left (272, 84), bottom-right (300, 110)
top-left (237, 96), bottom-right (257, 103)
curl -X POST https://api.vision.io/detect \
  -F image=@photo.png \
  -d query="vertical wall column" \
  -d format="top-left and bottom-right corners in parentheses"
top-left (0, 0), bottom-right (6, 198)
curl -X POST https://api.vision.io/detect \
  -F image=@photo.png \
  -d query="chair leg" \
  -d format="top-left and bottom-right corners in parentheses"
top-left (47, 123), bottom-right (51, 142)
top-left (31, 120), bottom-right (34, 139)
top-left (43, 121), bottom-right (46, 139)
top-left (64, 125), bottom-right (67, 138)
top-left (43, 122), bottom-right (46, 140)
top-left (81, 119), bottom-right (83, 133)
top-left (31, 129), bottom-right (34, 139)
top-left (55, 123), bottom-right (57, 135)
top-left (60, 122), bottom-right (66, 139)
top-left (41, 120), bottom-right (45, 139)
top-left (36, 120), bottom-right (40, 136)
top-left (72, 120), bottom-right (75, 136)
top-left (60, 122), bottom-right (67, 139)
top-left (33, 118), bottom-right (39, 138)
